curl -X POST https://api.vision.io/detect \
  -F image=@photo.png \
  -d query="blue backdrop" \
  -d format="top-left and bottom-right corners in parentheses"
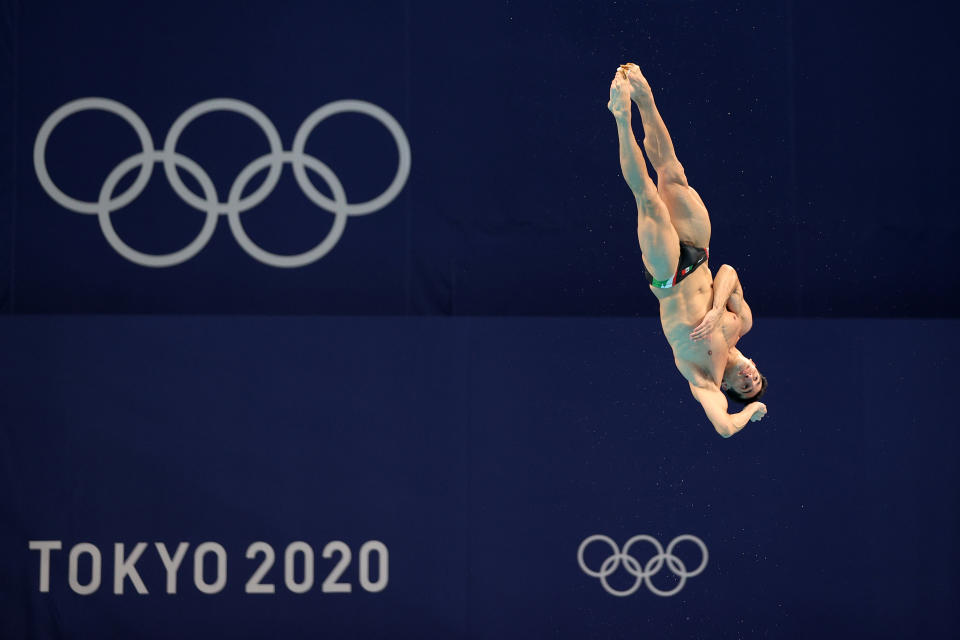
top-left (2, 317), bottom-right (958, 638)
top-left (2, 0), bottom-right (957, 315)
top-left (2, 0), bottom-right (959, 638)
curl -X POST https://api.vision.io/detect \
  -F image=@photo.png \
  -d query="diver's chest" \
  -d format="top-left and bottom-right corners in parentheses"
top-left (674, 336), bottom-right (727, 386)
top-left (719, 311), bottom-right (740, 346)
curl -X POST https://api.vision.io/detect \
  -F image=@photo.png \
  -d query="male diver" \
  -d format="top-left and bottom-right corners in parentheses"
top-left (608, 63), bottom-right (768, 437)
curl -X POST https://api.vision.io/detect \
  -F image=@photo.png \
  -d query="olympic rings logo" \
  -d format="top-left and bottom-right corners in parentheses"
top-left (577, 534), bottom-right (708, 597)
top-left (33, 97), bottom-right (411, 268)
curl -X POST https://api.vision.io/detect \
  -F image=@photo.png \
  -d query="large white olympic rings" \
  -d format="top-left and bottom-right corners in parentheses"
top-left (577, 534), bottom-right (708, 597)
top-left (33, 97), bottom-right (411, 267)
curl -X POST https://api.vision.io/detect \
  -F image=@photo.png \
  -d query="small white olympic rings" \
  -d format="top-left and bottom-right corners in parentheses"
top-left (33, 97), bottom-right (411, 267)
top-left (577, 534), bottom-right (708, 597)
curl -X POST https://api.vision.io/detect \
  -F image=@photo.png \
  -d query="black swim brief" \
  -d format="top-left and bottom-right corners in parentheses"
top-left (643, 243), bottom-right (709, 289)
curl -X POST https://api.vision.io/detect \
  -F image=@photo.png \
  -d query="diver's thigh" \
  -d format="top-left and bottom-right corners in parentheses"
top-left (658, 182), bottom-right (711, 248)
top-left (637, 215), bottom-right (680, 282)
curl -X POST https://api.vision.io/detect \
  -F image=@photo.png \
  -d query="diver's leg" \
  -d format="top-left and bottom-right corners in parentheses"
top-left (609, 71), bottom-right (679, 281)
top-left (624, 65), bottom-right (712, 248)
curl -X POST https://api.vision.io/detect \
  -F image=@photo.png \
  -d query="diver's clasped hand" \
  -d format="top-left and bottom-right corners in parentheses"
top-left (690, 308), bottom-right (722, 342)
top-left (747, 402), bottom-right (767, 423)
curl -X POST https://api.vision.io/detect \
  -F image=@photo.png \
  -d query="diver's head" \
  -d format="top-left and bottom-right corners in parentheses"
top-left (721, 352), bottom-right (767, 404)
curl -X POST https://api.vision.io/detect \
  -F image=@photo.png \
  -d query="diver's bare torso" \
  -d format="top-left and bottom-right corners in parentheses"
top-left (652, 266), bottom-right (740, 387)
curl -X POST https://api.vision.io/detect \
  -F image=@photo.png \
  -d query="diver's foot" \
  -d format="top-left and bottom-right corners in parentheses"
top-left (622, 63), bottom-right (653, 106)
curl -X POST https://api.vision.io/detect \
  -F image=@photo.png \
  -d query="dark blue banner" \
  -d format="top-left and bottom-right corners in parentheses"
top-left (2, 0), bottom-right (956, 316)
top-left (2, 316), bottom-right (957, 637)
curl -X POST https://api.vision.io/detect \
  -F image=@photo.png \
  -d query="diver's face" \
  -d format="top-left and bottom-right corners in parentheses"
top-left (723, 358), bottom-right (762, 398)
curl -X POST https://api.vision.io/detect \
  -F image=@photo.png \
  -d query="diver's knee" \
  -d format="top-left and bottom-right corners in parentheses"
top-left (634, 191), bottom-right (670, 222)
top-left (657, 161), bottom-right (688, 187)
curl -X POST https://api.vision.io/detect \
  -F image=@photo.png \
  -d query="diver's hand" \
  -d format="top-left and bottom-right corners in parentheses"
top-left (608, 72), bottom-right (631, 120)
top-left (746, 402), bottom-right (767, 423)
top-left (690, 308), bottom-right (722, 341)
